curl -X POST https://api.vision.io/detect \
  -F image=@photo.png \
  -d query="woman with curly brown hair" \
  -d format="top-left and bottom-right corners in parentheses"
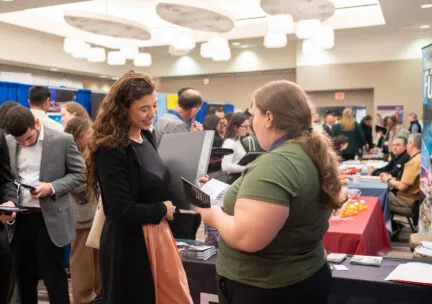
top-left (196, 80), bottom-right (345, 304)
top-left (86, 71), bottom-right (192, 304)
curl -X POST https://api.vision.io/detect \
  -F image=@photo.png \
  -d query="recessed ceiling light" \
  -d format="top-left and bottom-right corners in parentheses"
top-left (232, 42), bottom-right (241, 46)
top-left (49, 67), bottom-right (59, 71)
top-left (421, 4), bottom-right (432, 8)
top-left (420, 25), bottom-right (431, 29)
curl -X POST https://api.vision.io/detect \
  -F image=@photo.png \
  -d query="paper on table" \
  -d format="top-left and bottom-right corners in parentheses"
top-left (415, 246), bottom-right (432, 257)
top-left (385, 262), bottom-right (432, 286)
top-left (200, 179), bottom-right (229, 208)
top-left (333, 265), bottom-right (350, 271)
top-left (422, 241), bottom-right (432, 250)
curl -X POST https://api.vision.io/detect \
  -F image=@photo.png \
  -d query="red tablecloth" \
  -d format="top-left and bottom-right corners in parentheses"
top-left (323, 196), bottom-right (391, 256)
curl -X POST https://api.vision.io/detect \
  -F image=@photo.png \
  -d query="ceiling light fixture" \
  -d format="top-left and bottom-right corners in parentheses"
top-left (49, 68), bottom-right (59, 71)
top-left (71, 43), bottom-right (91, 59)
top-left (107, 51), bottom-right (126, 65)
top-left (133, 53), bottom-right (152, 67)
top-left (87, 47), bottom-right (106, 63)
top-left (232, 42), bottom-right (241, 46)
top-left (64, 37), bottom-right (86, 54)
top-left (421, 4), bottom-right (432, 8)
top-left (302, 39), bottom-right (323, 55)
top-left (120, 45), bottom-right (139, 60)
top-left (200, 42), bottom-right (212, 58)
top-left (212, 47), bottom-right (231, 61)
top-left (311, 26), bottom-right (335, 49)
top-left (420, 25), bottom-right (431, 29)
top-left (296, 19), bottom-right (322, 39)
top-left (268, 14), bottom-right (294, 34)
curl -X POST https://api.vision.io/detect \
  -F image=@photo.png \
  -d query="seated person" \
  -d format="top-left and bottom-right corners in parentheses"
top-left (368, 135), bottom-right (410, 176)
top-left (241, 118), bottom-right (264, 153)
top-left (381, 134), bottom-right (421, 227)
top-left (333, 135), bottom-right (349, 156)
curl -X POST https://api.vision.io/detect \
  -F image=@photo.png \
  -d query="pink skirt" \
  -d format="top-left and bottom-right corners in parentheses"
top-left (142, 219), bottom-right (193, 304)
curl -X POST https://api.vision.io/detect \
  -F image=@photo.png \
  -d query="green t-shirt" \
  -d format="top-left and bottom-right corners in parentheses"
top-left (216, 142), bottom-right (331, 289)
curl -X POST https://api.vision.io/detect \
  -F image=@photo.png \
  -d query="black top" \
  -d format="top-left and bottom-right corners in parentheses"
top-left (95, 130), bottom-right (172, 304)
top-left (371, 150), bottom-right (411, 178)
top-left (360, 123), bottom-right (375, 150)
top-left (409, 120), bottom-right (422, 134)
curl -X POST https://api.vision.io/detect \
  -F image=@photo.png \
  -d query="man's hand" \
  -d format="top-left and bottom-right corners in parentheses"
top-left (0, 201), bottom-right (16, 224)
top-left (191, 121), bottom-right (203, 132)
top-left (380, 173), bottom-right (392, 183)
top-left (31, 182), bottom-right (53, 199)
top-left (367, 166), bottom-right (376, 175)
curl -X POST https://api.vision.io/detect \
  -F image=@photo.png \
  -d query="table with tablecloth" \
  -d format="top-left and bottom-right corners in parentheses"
top-left (347, 179), bottom-right (391, 234)
top-left (182, 255), bottom-right (431, 304)
top-left (323, 196), bottom-right (391, 256)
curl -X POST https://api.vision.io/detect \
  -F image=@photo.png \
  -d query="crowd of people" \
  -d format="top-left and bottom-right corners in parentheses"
top-left (0, 71), bottom-right (424, 304)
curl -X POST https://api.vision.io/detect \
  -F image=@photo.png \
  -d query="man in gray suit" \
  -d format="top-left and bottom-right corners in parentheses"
top-left (4, 106), bottom-right (85, 304)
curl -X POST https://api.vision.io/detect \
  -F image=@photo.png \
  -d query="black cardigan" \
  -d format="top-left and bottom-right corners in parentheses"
top-left (95, 130), bottom-right (170, 304)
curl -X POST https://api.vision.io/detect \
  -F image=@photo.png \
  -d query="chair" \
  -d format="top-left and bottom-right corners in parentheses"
top-left (391, 200), bottom-right (420, 233)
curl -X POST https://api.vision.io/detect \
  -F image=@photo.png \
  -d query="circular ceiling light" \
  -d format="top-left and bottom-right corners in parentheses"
top-left (212, 47), bottom-right (231, 61)
top-left (260, 0), bottom-right (335, 22)
top-left (134, 53), bottom-right (152, 67)
top-left (87, 47), bottom-right (106, 63)
top-left (268, 14), bottom-right (294, 34)
top-left (302, 39), bottom-right (323, 55)
top-left (200, 42), bottom-right (212, 58)
top-left (107, 51), bottom-right (126, 65)
top-left (156, 0), bottom-right (235, 33)
top-left (295, 19), bottom-right (322, 39)
top-left (64, 10), bottom-right (151, 40)
top-left (170, 32), bottom-right (196, 51)
top-left (311, 26), bottom-right (334, 49)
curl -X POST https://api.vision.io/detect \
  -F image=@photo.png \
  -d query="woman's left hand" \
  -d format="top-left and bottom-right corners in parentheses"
top-left (194, 205), bottom-right (224, 227)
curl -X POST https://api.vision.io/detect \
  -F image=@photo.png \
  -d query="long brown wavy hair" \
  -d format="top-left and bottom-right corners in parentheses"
top-left (253, 80), bottom-right (344, 210)
top-left (86, 71), bottom-right (156, 196)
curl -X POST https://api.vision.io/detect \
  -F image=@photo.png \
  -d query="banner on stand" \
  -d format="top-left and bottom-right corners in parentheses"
top-left (376, 105), bottom-right (404, 126)
top-left (420, 43), bottom-right (432, 233)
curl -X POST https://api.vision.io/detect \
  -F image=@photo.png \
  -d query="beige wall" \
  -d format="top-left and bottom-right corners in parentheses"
top-left (0, 64), bottom-right (114, 91)
top-left (158, 70), bottom-right (296, 110)
top-left (297, 60), bottom-right (423, 128)
top-left (308, 89), bottom-right (374, 116)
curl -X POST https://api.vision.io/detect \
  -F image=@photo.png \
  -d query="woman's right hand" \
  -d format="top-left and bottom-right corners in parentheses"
top-left (163, 201), bottom-right (175, 221)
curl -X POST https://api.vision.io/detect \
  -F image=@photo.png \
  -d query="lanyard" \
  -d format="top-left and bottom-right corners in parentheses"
top-left (168, 110), bottom-right (190, 131)
top-left (269, 134), bottom-right (292, 151)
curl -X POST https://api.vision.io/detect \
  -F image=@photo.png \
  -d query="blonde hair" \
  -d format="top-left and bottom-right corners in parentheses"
top-left (253, 80), bottom-right (344, 210)
top-left (340, 108), bottom-right (355, 131)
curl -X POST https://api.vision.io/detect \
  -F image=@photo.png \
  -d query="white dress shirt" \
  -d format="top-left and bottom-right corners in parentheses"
top-left (17, 125), bottom-right (45, 208)
top-left (31, 109), bottom-right (64, 132)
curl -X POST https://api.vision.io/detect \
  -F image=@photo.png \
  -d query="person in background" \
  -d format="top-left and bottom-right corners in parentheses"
top-left (196, 80), bottom-right (344, 304)
top-left (28, 86), bottom-right (64, 132)
top-left (241, 117), bottom-right (264, 153)
top-left (368, 135), bottom-right (410, 177)
top-left (0, 129), bottom-right (17, 304)
top-left (221, 113), bottom-right (249, 182)
top-left (154, 87), bottom-right (203, 147)
top-left (225, 112), bottom-right (233, 124)
top-left (61, 101), bottom-right (91, 128)
top-left (4, 106), bottom-right (85, 304)
top-left (333, 135), bottom-right (349, 156)
top-left (381, 134), bottom-right (421, 234)
top-left (64, 117), bottom-right (101, 304)
top-left (332, 108), bottom-right (366, 160)
top-left (203, 114), bottom-right (224, 173)
top-left (0, 101), bottom-right (18, 130)
top-left (86, 72), bottom-right (192, 304)
top-left (360, 115), bottom-right (375, 151)
top-left (322, 113), bottom-right (335, 137)
top-left (215, 108), bottom-right (225, 120)
top-left (383, 116), bottom-right (398, 154)
top-left (408, 113), bottom-right (422, 134)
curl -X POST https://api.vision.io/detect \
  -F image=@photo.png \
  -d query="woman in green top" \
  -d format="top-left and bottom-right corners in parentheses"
top-left (332, 108), bottom-right (366, 160)
top-left (196, 80), bottom-right (345, 304)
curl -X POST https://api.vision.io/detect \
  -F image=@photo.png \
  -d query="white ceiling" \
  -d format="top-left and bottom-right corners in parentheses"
top-left (0, 0), bottom-right (91, 13)
top-left (0, 0), bottom-right (387, 49)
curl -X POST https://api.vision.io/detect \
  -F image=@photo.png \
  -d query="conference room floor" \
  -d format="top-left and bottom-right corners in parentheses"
top-left (36, 220), bottom-right (414, 303)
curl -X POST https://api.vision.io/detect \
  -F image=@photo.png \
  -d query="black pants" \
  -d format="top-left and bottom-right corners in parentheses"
top-left (216, 263), bottom-right (331, 304)
top-left (12, 213), bottom-right (69, 304)
top-left (0, 252), bottom-right (12, 304)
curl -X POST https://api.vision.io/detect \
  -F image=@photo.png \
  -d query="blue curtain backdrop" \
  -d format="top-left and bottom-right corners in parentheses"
top-left (76, 89), bottom-right (92, 114)
top-left (0, 81), bottom-right (32, 107)
top-left (224, 104), bottom-right (234, 113)
top-left (195, 101), bottom-right (208, 123)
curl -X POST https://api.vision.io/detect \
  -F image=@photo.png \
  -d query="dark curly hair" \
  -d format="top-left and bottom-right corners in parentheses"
top-left (86, 71), bottom-right (156, 196)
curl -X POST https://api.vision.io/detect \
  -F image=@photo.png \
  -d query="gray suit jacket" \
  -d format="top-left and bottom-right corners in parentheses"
top-left (6, 127), bottom-right (85, 247)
